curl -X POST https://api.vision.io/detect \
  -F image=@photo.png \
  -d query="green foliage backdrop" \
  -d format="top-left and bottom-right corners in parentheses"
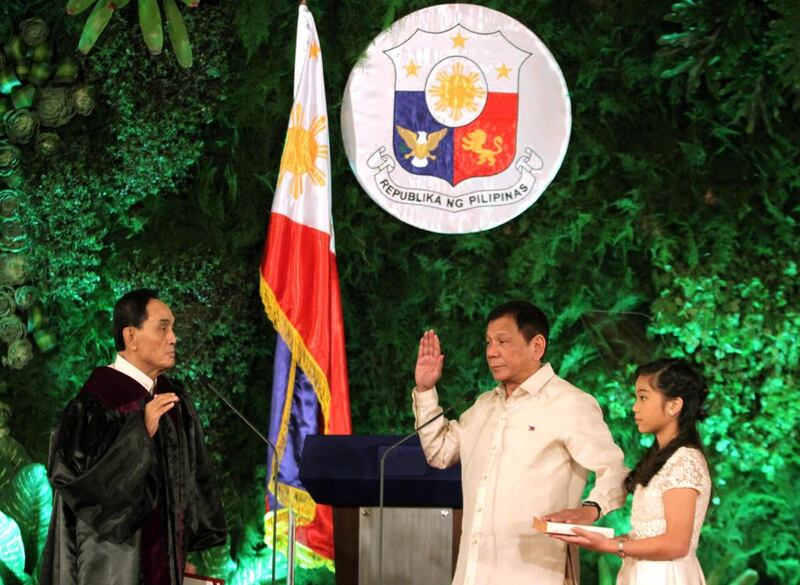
top-left (0, 0), bottom-right (798, 583)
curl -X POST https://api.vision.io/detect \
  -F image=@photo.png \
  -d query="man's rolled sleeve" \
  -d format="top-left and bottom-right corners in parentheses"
top-left (411, 386), bottom-right (461, 469)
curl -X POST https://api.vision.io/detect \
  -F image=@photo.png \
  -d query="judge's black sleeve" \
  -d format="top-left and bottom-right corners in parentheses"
top-left (47, 393), bottom-right (160, 544)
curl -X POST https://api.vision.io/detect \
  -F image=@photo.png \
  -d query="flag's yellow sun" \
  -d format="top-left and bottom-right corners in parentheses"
top-left (278, 103), bottom-right (328, 200)
top-left (427, 63), bottom-right (486, 122)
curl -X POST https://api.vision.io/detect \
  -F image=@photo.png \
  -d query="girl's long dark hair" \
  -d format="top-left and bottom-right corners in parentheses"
top-left (624, 359), bottom-right (710, 492)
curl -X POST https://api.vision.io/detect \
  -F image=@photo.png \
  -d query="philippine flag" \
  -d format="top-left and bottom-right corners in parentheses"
top-left (259, 3), bottom-right (352, 566)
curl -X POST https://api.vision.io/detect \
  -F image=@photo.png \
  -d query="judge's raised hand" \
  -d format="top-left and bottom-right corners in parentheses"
top-left (145, 393), bottom-right (179, 438)
top-left (415, 329), bottom-right (444, 392)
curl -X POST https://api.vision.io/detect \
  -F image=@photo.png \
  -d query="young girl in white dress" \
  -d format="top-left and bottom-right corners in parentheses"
top-left (552, 359), bottom-right (711, 585)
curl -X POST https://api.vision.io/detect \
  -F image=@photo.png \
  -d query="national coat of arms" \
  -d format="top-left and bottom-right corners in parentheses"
top-left (342, 5), bottom-right (571, 234)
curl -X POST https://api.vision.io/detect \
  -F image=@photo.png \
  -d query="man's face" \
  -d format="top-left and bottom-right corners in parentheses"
top-left (125, 299), bottom-right (177, 377)
top-left (485, 315), bottom-right (543, 387)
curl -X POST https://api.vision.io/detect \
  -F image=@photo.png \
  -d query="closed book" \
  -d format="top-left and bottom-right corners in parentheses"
top-left (532, 517), bottom-right (615, 538)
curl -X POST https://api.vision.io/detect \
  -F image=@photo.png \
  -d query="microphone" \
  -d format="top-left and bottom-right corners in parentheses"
top-left (378, 407), bottom-right (452, 585)
top-left (202, 381), bottom-right (279, 585)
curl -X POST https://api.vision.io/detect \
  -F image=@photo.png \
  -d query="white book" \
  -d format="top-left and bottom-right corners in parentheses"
top-left (532, 517), bottom-right (615, 538)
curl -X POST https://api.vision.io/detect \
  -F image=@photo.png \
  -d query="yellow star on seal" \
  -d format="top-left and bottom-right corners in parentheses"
top-left (404, 60), bottom-right (421, 77)
top-left (495, 63), bottom-right (512, 79)
top-left (309, 42), bottom-right (321, 59)
top-left (451, 31), bottom-right (468, 48)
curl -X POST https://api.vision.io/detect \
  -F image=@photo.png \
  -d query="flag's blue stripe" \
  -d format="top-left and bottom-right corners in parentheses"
top-left (267, 335), bottom-right (321, 509)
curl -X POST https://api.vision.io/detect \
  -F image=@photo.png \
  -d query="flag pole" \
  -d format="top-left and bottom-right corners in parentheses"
top-left (285, 5), bottom-right (304, 584)
top-left (287, 509), bottom-right (297, 585)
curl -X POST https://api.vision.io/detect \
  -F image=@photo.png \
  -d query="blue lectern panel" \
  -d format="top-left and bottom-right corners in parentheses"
top-left (299, 435), bottom-right (463, 508)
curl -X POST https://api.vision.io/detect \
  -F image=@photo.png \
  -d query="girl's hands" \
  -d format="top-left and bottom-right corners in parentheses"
top-left (549, 528), bottom-right (618, 555)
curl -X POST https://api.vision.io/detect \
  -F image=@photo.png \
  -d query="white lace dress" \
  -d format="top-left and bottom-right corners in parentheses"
top-left (616, 446), bottom-right (711, 585)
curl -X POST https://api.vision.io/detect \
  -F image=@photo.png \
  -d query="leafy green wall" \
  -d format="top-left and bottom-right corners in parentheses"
top-left (0, 1), bottom-right (798, 584)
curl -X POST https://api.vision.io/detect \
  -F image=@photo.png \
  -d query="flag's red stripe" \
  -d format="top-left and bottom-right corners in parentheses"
top-left (260, 212), bottom-right (351, 435)
top-left (297, 505), bottom-right (335, 560)
top-left (260, 212), bottom-right (351, 560)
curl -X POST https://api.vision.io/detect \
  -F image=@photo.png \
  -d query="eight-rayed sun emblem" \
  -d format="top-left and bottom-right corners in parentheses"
top-left (278, 102), bottom-right (329, 200)
top-left (425, 56), bottom-right (488, 127)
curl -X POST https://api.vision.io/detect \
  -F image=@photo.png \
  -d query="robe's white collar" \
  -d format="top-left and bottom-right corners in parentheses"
top-left (111, 354), bottom-right (155, 394)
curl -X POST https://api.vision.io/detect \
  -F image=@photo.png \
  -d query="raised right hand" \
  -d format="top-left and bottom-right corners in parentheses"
top-left (144, 393), bottom-right (179, 437)
top-left (415, 329), bottom-right (444, 392)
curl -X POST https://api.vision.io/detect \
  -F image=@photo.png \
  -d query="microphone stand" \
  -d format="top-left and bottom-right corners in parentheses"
top-left (378, 408), bottom-right (450, 585)
top-left (203, 381), bottom-right (279, 585)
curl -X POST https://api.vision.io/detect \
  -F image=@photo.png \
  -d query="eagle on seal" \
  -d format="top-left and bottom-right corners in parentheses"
top-left (396, 126), bottom-right (448, 168)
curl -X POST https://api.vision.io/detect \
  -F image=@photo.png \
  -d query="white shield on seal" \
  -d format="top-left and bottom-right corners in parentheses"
top-left (342, 4), bottom-right (571, 234)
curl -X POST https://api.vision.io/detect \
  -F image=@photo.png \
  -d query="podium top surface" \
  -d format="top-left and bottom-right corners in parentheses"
top-left (299, 435), bottom-right (463, 508)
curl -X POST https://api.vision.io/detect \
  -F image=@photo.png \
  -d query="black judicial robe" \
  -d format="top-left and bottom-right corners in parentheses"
top-left (39, 367), bottom-right (227, 585)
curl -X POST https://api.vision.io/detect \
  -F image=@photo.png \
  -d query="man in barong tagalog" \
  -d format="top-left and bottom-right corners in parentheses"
top-left (40, 289), bottom-right (226, 585)
top-left (412, 300), bottom-right (629, 585)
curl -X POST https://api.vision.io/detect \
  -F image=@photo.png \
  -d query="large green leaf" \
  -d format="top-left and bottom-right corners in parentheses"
top-left (0, 403), bottom-right (30, 497)
top-left (0, 510), bottom-right (25, 584)
top-left (4, 465), bottom-right (51, 575)
top-left (598, 554), bottom-right (615, 585)
top-left (227, 554), bottom-right (285, 585)
top-left (730, 569), bottom-right (759, 585)
top-left (192, 538), bottom-right (236, 581)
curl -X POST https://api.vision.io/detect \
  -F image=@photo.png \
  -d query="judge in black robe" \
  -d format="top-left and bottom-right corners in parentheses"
top-left (39, 289), bottom-right (226, 585)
